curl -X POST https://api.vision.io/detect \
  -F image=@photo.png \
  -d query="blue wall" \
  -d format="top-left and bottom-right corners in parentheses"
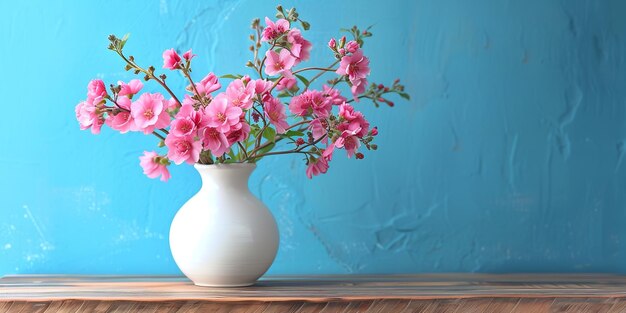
top-left (1, 0), bottom-right (626, 275)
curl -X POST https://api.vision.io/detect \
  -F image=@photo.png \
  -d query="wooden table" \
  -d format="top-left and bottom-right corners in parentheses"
top-left (2, 274), bottom-right (626, 312)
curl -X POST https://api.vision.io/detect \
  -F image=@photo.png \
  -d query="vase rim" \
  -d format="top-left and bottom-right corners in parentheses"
top-left (193, 163), bottom-right (256, 170)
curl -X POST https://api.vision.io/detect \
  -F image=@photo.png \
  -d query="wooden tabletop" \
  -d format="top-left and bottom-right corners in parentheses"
top-left (2, 274), bottom-right (626, 312)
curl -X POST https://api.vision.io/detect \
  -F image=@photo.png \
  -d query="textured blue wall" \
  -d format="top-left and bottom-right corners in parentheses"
top-left (1, 0), bottom-right (626, 275)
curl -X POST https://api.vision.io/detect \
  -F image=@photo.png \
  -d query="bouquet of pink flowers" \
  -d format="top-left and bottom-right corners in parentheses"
top-left (75, 6), bottom-right (409, 181)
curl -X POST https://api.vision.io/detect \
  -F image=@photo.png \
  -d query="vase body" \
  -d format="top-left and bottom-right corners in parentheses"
top-left (169, 163), bottom-right (279, 287)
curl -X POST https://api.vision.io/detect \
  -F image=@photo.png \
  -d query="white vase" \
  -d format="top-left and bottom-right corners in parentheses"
top-left (169, 163), bottom-right (279, 287)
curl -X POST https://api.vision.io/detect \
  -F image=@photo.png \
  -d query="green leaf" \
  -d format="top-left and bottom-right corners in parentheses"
top-left (262, 127), bottom-right (277, 143)
top-left (399, 92), bottom-right (411, 100)
top-left (277, 91), bottom-right (291, 98)
top-left (219, 74), bottom-right (243, 79)
top-left (301, 21), bottom-right (310, 31)
top-left (120, 33), bottom-right (130, 49)
top-left (294, 74), bottom-right (310, 88)
top-left (284, 130), bottom-right (304, 137)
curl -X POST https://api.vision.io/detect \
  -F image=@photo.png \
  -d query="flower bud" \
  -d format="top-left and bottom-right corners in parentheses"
top-left (296, 138), bottom-right (305, 146)
top-left (356, 152), bottom-right (364, 159)
top-left (328, 38), bottom-right (336, 49)
top-left (339, 36), bottom-right (346, 48)
top-left (345, 40), bottom-right (359, 53)
top-left (371, 127), bottom-right (378, 136)
top-left (338, 48), bottom-right (345, 55)
top-left (370, 144), bottom-right (378, 150)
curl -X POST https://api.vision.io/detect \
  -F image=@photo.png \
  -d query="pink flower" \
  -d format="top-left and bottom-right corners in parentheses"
top-left (334, 134), bottom-right (360, 158)
top-left (308, 118), bottom-right (327, 142)
top-left (131, 93), bottom-right (170, 134)
top-left (276, 71), bottom-right (297, 91)
top-left (226, 119), bottom-right (250, 145)
top-left (336, 48), bottom-right (370, 83)
top-left (170, 117), bottom-right (196, 137)
top-left (118, 79), bottom-right (143, 97)
top-left (162, 48), bottom-right (182, 70)
top-left (193, 72), bottom-right (221, 96)
top-left (204, 93), bottom-right (242, 133)
top-left (338, 103), bottom-right (370, 137)
top-left (322, 85), bottom-right (346, 105)
top-left (345, 40), bottom-right (359, 53)
top-left (75, 96), bottom-right (104, 134)
top-left (262, 17), bottom-right (289, 41)
top-left (251, 79), bottom-right (272, 95)
top-left (288, 90), bottom-right (332, 118)
top-left (287, 29), bottom-right (312, 63)
top-left (176, 102), bottom-right (206, 128)
top-left (264, 49), bottom-right (296, 76)
top-left (263, 97), bottom-right (289, 134)
top-left (105, 97), bottom-right (136, 133)
top-left (87, 79), bottom-right (107, 100)
top-left (183, 49), bottom-right (196, 61)
top-left (139, 151), bottom-right (171, 182)
top-left (225, 79), bottom-right (255, 110)
top-left (202, 127), bottom-right (230, 157)
top-left (165, 134), bottom-right (202, 165)
top-left (306, 156), bottom-right (329, 179)
top-left (350, 78), bottom-right (368, 100)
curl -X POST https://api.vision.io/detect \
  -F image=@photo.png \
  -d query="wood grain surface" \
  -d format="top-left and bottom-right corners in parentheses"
top-left (2, 274), bottom-right (626, 312)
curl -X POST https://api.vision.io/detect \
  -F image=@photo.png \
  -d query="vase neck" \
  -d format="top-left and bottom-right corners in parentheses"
top-left (194, 163), bottom-right (255, 191)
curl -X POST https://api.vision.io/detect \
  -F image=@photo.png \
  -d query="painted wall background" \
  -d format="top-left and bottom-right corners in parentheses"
top-left (1, 0), bottom-right (626, 275)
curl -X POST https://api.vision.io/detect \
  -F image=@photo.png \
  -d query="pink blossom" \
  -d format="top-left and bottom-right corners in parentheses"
top-left (225, 79), bottom-right (255, 110)
top-left (87, 79), bottom-right (107, 100)
top-left (165, 134), bottom-right (202, 165)
top-left (287, 28), bottom-right (312, 63)
top-left (75, 96), bottom-right (104, 134)
top-left (308, 118), bottom-right (327, 141)
top-left (322, 144), bottom-right (335, 161)
top-left (276, 71), bottom-right (297, 91)
top-left (262, 17), bottom-right (289, 41)
top-left (105, 97), bottom-right (136, 133)
top-left (338, 103), bottom-right (370, 137)
top-left (193, 72), bottom-right (221, 96)
top-left (139, 151), bottom-right (171, 181)
top-left (350, 78), bottom-right (368, 100)
top-left (202, 127), bottom-right (230, 157)
top-left (334, 134), bottom-right (360, 158)
top-left (251, 79), bottom-right (272, 95)
top-left (176, 102), bottom-right (206, 127)
top-left (226, 119), bottom-right (250, 145)
top-left (288, 90), bottom-right (332, 118)
top-left (170, 117), bottom-right (196, 137)
top-left (263, 97), bottom-right (289, 134)
top-left (345, 40), bottom-right (359, 53)
top-left (162, 48), bottom-right (182, 70)
top-left (183, 49), bottom-right (196, 61)
top-left (306, 156), bottom-right (329, 179)
top-left (336, 48), bottom-right (370, 83)
top-left (204, 93), bottom-right (242, 133)
top-left (118, 79), bottom-right (143, 97)
top-left (264, 49), bottom-right (297, 76)
top-left (322, 85), bottom-right (346, 105)
top-left (131, 93), bottom-right (170, 134)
